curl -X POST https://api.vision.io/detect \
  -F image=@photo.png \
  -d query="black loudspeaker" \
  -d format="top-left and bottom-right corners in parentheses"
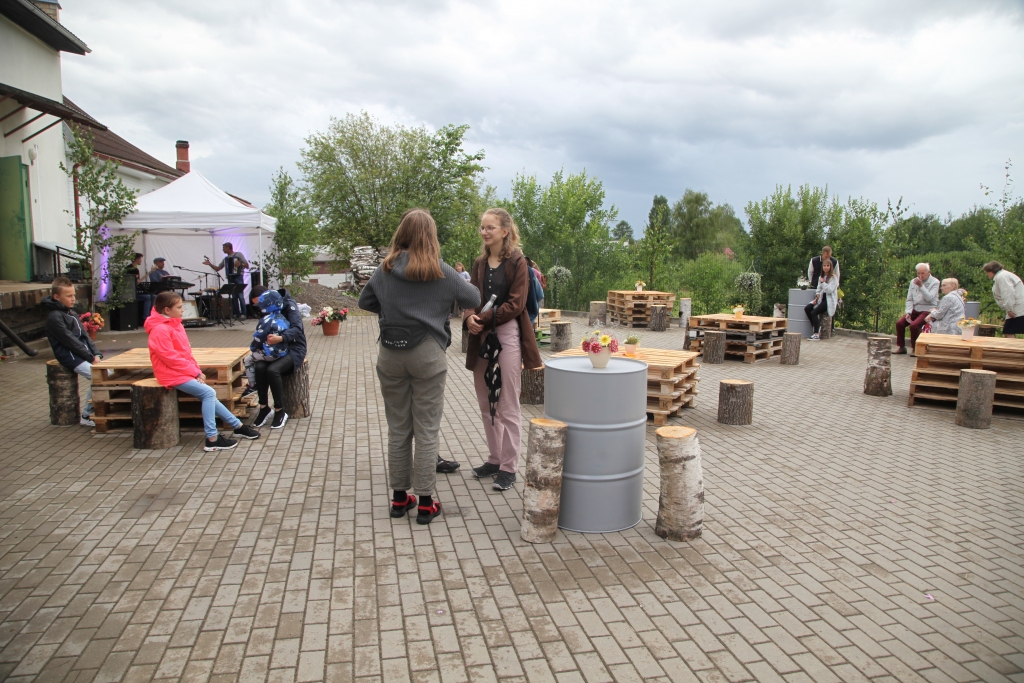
top-left (110, 301), bottom-right (139, 331)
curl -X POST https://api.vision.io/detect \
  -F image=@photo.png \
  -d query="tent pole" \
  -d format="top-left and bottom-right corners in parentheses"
top-left (259, 226), bottom-right (264, 287)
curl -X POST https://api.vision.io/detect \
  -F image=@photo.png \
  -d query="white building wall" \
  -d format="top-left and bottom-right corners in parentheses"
top-left (0, 16), bottom-right (75, 250)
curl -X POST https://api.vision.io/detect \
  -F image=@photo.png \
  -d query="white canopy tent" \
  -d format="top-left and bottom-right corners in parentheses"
top-left (103, 171), bottom-right (277, 299)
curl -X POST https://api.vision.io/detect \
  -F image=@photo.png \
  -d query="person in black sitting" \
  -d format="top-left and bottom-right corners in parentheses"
top-left (204, 242), bottom-right (249, 318)
top-left (127, 253), bottom-right (153, 320)
top-left (807, 246), bottom-right (840, 288)
top-left (246, 285), bottom-right (307, 430)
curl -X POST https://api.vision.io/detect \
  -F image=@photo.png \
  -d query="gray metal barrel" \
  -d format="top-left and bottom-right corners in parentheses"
top-left (787, 288), bottom-right (816, 338)
top-left (964, 301), bottom-right (981, 319)
top-left (544, 356), bottom-right (648, 533)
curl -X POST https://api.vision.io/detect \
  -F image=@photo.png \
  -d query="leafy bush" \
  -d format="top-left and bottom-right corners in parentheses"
top-left (734, 271), bottom-right (763, 315)
top-left (678, 254), bottom-right (744, 315)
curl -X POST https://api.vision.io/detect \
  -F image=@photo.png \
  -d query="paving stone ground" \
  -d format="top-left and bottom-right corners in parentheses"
top-left (0, 315), bottom-right (1021, 683)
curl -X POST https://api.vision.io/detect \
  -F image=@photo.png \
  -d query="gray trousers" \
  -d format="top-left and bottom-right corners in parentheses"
top-left (375, 339), bottom-right (448, 496)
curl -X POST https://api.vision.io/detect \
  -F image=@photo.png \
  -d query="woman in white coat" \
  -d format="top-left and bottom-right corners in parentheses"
top-left (925, 278), bottom-right (965, 335)
top-left (804, 259), bottom-right (838, 340)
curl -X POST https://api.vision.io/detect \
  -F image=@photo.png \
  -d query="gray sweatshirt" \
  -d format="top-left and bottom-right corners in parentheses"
top-left (359, 252), bottom-right (480, 350)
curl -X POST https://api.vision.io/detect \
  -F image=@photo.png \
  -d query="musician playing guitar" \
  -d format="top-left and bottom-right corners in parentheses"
top-left (204, 242), bottom-right (249, 318)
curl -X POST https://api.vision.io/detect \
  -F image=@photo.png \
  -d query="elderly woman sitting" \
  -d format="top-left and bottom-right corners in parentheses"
top-left (925, 278), bottom-right (966, 335)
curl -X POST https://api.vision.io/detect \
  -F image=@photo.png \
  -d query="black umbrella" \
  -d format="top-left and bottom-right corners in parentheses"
top-left (478, 324), bottom-right (503, 425)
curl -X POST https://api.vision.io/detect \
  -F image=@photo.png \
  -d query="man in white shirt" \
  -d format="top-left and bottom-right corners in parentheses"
top-left (984, 261), bottom-right (1024, 336)
top-left (895, 263), bottom-right (939, 354)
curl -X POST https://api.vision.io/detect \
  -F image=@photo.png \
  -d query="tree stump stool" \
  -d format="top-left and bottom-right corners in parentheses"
top-left (679, 298), bottom-right (692, 348)
top-left (132, 378), bottom-right (180, 449)
top-left (649, 305), bottom-right (668, 332)
top-left (521, 418), bottom-right (568, 544)
top-left (818, 313), bottom-right (833, 339)
top-left (781, 332), bottom-right (801, 365)
top-left (863, 337), bottom-right (892, 396)
top-left (282, 359), bottom-right (311, 418)
top-left (773, 303), bottom-right (787, 318)
top-left (956, 369), bottom-right (996, 429)
top-left (588, 301), bottom-right (607, 327)
top-left (717, 380), bottom-right (753, 425)
top-left (550, 321), bottom-right (573, 353)
top-left (654, 426), bottom-right (704, 541)
top-left (520, 367), bottom-right (545, 405)
top-left (46, 360), bottom-right (80, 426)
top-left (702, 330), bottom-right (726, 364)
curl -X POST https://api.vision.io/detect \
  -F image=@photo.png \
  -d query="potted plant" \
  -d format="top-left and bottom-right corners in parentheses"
top-left (797, 276), bottom-right (810, 291)
top-left (635, 280), bottom-right (645, 292)
top-left (581, 330), bottom-right (619, 369)
top-left (80, 311), bottom-right (104, 341)
top-left (957, 318), bottom-right (980, 340)
top-left (311, 306), bottom-right (348, 336)
top-left (731, 304), bottom-right (745, 320)
top-left (624, 333), bottom-right (641, 356)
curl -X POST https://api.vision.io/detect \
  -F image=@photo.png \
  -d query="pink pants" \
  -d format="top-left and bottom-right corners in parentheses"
top-left (474, 321), bottom-right (522, 474)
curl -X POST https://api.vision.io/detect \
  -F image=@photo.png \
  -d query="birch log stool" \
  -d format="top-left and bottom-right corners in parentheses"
top-left (863, 337), bottom-right (892, 396)
top-left (702, 330), bottom-right (726, 364)
top-left (654, 426), bottom-right (704, 541)
top-left (132, 378), bottom-right (180, 449)
top-left (649, 305), bottom-right (669, 332)
top-left (717, 380), bottom-right (753, 425)
top-left (818, 313), bottom-right (833, 339)
top-left (521, 418), bottom-right (568, 544)
top-left (781, 332), bottom-right (801, 365)
top-left (589, 301), bottom-right (607, 327)
top-left (679, 298), bottom-right (692, 349)
top-left (956, 369), bottom-right (996, 429)
top-left (282, 359), bottom-right (311, 418)
top-left (520, 367), bottom-right (545, 405)
top-left (46, 360), bottom-right (80, 425)
top-left (550, 321), bottom-right (573, 353)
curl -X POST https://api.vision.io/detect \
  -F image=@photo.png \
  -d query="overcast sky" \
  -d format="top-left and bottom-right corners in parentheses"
top-left (61, 0), bottom-right (1024, 234)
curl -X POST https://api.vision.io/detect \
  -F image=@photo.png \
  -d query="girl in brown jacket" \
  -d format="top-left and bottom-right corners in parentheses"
top-left (464, 208), bottom-right (543, 491)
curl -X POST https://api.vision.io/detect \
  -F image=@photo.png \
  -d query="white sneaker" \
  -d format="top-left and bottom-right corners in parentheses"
top-left (80, 417), bottom-right (96, 427)
top-left (810, 333), bottom-right (820, 340)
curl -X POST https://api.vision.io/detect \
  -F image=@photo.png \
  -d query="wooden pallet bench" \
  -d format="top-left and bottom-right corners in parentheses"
top-left (690, 336), bottom-right (783, 363)
top-left (91, 347), bottom-right (252, 433)
top-left (535, 309), bottom-right (561, 331)
top-left (689, 314), bottom-right (787, 333)
top-left (689, 316), bottom-right (785, 363)
top-left (606, 291), bottom-right (677, 328)
top-left (553, 347), bottom-right (699, 425)
top-left (908, 333), bottom-right (1024, 413)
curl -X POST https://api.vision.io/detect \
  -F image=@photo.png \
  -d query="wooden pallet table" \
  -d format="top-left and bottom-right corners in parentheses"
top-left (689, 314), bottom-right (787, 363)
top-left (90, 347), bottom-right (252, 432)
top-left (908, 333), bottom-right (1024, 414)
top-left (535, 309), bottom-right (561, 331)
top-left (606, 291), bottom-right (677, 328)
top-left (553, 347), bottom-right (699, 425)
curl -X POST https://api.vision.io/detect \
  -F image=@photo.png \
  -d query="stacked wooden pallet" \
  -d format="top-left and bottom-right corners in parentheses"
top-left (689, 314), bottom-right (787, 363)
top-left (91, 347), bottom-right (252, 433)
top-left (908, 333), bottom-right (1024, 414)
top-left (535, 309), bottom-right (561, 330)
top-left (553, 348), bottom-right (699, 425)
top-left (606, 291), bottom-right (677, 328)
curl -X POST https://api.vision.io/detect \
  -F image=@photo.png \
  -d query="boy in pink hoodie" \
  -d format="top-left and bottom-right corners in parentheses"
top-left (145, 292), bottom-right (260, 451)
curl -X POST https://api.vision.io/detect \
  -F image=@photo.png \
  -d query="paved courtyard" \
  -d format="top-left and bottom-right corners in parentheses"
top-left (0, 315), bottom-right (1021, 683)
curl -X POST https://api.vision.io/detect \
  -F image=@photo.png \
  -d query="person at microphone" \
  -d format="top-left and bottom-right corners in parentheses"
top-left (204, 242), bottom-right (249, 318)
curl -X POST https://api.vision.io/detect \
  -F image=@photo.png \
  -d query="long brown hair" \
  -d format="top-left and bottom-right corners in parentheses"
top-left (153, 291), bottom-right (182, 314)
top-left (381, 209), bottom-right (444, 281)
top-left (480, 208), bottom-right (521, 261)
top-left (821, 258), bottom-right (835, 282)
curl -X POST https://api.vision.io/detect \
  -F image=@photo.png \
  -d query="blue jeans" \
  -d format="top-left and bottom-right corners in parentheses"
top-left (138, 294), bottom-right (153, 321)
top-left (73, 361), bottom-right (93, 418)
top-left (175, 379), bottom-right (241, 439)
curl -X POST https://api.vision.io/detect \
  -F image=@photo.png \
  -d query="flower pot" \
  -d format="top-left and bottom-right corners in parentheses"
top-left (321, 320), bottom-right (340, 336)
top-left (624, 344), bottom-right (638, 356)
top-left (733, 310), bottom-right (744, 320)
top-left (588, 346), bottom-right (612, 368)
top-left (960, 325), bottom-right (975, 340)
top-left (635, 286), bottom-right (643, 292)
top-left (88, 329), bottom-right (98, 341)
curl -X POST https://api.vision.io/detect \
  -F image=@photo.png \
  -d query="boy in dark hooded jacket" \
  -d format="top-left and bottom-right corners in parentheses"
top-left (42, 277), bottom-right (102, 426)
top-left (245, 286), bottom-right (307, 428)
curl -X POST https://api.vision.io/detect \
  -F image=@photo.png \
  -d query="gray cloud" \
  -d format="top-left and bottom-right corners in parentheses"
top-left (61, 0), bottom-right (1024, 230)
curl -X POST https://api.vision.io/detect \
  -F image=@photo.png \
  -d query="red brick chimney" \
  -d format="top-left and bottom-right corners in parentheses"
top-left (175, 140), bottom-right (190, 173)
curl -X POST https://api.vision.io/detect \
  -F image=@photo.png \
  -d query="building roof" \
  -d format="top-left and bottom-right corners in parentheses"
top-left (0, 82), bottom-right (105, 132)
top-left (63, 97), bottom-right (183, 180)
top-left (0, 0), bottom-right (89, 54)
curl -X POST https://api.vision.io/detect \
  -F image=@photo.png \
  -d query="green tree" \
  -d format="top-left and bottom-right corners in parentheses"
top-left (670, 189), bottom-right (747, 261)
top-left (632, 196), bottom-right (671, 291)
top-left (612, 220), bottom-right (633, 243)
top-left (983, 160), bottom-right (1024, 275)
top-left (746, 184), bottom-right (841, 310)
top-left (679, 253), bottom-right (743, 315)
top-left (502, 170), bottom-right (621, 311)
top-left (439, 185), bottom-right (497, 271)
top-left (828, 198), bottom-right (885, 329)
top-left (263, 168), bottom-right (318, 285)
top-left (299, 111), bottom-right (485, 251)
top-left (61, 125), bottom-right (138, 309)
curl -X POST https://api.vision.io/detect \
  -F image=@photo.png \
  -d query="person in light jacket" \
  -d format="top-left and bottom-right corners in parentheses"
top-left (804, 258), bottom-right (838, 340)
top-left (807, 246), bottom-right (840, 289)
top-left (895, 263), bottom-right (940, 354)
top-left (984, 261), bottom-right (1024, 336)
top-left (925, 278), bottom-right (965, 335)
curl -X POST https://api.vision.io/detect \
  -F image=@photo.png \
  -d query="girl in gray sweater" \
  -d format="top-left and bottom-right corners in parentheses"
top-left (359, 209), bottom-right (480, 525)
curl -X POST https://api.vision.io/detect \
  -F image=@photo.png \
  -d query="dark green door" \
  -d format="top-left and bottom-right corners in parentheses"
top-left (0, 156), bottom-right (34, 281)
